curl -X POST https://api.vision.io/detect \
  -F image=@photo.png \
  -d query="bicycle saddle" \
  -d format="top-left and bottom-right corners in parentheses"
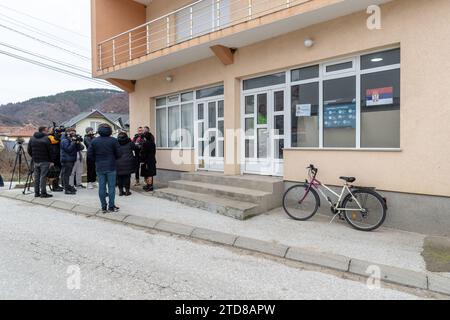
top-left (340, 176), bottom-right (356, 183)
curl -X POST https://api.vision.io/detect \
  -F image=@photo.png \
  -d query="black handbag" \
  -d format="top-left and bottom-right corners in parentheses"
top-left (47, 165), bottom-right (61, 179)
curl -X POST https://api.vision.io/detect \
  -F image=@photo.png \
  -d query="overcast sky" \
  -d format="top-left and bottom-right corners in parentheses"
top-left (0, 0), bottom-right (117, 105)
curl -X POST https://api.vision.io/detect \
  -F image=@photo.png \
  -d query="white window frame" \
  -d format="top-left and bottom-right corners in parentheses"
top-left (288, 47), bottom-right (401, 150)
top-left (155, 84), bottom-right (224, 150)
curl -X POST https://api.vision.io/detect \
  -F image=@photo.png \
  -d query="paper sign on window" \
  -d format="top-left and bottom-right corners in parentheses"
top-left (366, 87), bottom-right (394, 106)
top-left (296, 104), bottom-right (312, 117)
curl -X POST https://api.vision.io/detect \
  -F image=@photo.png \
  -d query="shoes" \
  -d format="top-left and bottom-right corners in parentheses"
top-left (40, 194), bottom-right (53, 198)
top-left (34, 193), bottom-right (41, 198)
top-left (134, 180), bottom-right (141, 186)
top-left (119, 189), bottom-right (125, 197)
top-left (53, 186), bottom-right (64, 192)
top-left (87, 182), bottom-right (94, 189)
top-left (108, 206), bottom-right (120, 213)
top-left (65, 187), bottom-right (76, 195)
top-left (77, 184), bottom-right (86, 189)
top-left (125, 190), bottom-right (132, 196)
top-left (143, 185), bottom-right (154, 192)
top-left (101, 207), bottom-right (108, 214)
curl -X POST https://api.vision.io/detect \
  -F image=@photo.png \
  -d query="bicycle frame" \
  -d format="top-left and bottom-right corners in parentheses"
top-left (306, 176), bottom-right (364, 213)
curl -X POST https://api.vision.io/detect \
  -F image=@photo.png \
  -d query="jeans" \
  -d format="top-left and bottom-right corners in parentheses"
top-left (117, 174), bottom-right (131, 191)
top-left (61, 161), bottom-right (75, 190)
top-left (97, 171), bottom-right (117, 209)
top-left (34, 162), bottom-right (50, 195)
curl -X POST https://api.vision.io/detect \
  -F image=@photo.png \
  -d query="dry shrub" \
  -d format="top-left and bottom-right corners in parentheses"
top-left (0, 149), bottom-right (17, 178)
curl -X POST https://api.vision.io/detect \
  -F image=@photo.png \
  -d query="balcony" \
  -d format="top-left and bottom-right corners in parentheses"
top-left (95, 0), bottom-right (391, 80)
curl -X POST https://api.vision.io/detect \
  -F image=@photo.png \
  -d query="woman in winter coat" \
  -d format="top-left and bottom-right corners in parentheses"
top-left (140, 131), bottom-right (157, 192)
top-left (116, 132), bottom-right (139, 196)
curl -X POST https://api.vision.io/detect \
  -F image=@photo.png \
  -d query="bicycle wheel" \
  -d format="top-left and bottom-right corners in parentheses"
top-left (342, 189), bottom-right (387, 232)
top-left (283, 184), bottom-right (320, 221)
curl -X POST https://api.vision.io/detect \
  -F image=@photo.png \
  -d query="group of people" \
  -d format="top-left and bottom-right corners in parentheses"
top-left (27, 124), bottom-right (157, 213)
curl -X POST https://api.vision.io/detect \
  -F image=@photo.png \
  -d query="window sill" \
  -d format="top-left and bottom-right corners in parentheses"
top-left (156, 148), bottom-right (195, 151)
top-left (284, 148), bottom-right (402, 152)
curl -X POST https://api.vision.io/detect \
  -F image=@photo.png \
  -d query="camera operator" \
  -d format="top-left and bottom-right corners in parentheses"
top-left (27, 126), bottom-right (52, 198)
top-left (48, 126), bottom-right (64, 192)
top-left (84, 127), bottom-right (97, 189)
top-left (132, 127), bottom-right (144, 186)
top-left (60, 128), bottom-right (84, 195)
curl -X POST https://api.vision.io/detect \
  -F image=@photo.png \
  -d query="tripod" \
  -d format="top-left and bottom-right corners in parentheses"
top-left (9, 141), bottom-right (31, 190)
top-left (22, 160), bottom-right (34, 195)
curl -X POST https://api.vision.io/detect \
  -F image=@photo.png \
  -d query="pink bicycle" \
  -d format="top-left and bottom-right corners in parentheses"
top-left (283, 165), bottom-right (387, 232)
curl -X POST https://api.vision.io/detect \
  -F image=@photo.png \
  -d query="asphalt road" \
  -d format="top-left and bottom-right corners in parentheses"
top-left (0, 197), bottom-right (423, 300)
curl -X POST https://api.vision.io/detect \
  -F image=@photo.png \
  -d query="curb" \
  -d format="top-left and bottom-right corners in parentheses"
top-left (2, 192), bottom-right (450, 296)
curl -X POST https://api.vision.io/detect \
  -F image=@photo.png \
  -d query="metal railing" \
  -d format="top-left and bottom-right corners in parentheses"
top-left (97, 0), bottom-right (312, 71)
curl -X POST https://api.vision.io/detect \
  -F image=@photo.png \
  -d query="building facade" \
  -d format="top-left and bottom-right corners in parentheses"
top-left (91, 0), bottom-right (450, 235)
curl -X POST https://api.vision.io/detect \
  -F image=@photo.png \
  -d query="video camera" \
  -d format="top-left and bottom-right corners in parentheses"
top-left (71, 134), bottom-right (84, 143)
top-left (15, 137), bottom-right (25, 145)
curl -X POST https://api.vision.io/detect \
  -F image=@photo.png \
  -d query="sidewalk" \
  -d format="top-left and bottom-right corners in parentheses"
top-left (0, 186), bottom-right (435, 273)
top-left (2, 186), bottom-right (450, 295)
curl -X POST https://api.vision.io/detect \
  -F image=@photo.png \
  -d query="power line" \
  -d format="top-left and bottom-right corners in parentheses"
top-left (0, 3), bottom-right (89, 39)
top-left (0, 49), bottom-right (117, 89)
top-left (0, 13), bottom-right (90, 53)
top-left (0, 23), bottom-right (91, 61)
top-left (0, 41), bottom-right (91, 74)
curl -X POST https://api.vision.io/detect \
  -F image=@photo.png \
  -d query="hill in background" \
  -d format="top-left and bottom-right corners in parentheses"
top-left (0, 89), bottom-right (129, 127)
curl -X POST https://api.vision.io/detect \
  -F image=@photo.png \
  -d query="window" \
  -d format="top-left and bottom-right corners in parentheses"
top-left (181, 103), bottom-right (194, 148)
top-left (325, 61), bottom-right (353, 73)
top-left (290, 48), bottom-right (401, 149)
top-left (291, 82), bottom-right (319, 147)
top-left (89, 121), bottom-right (102, 132)
top-left (155, 92), bottom-right (194, 149)
top-left (156, 85), bottom-right (224, 149)
top-left (291, 65), bottom-right (319, 82)
top-left (361, 69), bottom-right (400, 148)
top-left (323, 76), bottom-right (356, 148)
top-left (168, 106), bottom-right (180, 148)
top-left (243, 72), bottom-right (286, 91)
top-left (361, 48), bottom-right (400, 70)
top-left (196, 85), bottom-right (224, 99)
top-left (156, 109), bottom-right (167, 148)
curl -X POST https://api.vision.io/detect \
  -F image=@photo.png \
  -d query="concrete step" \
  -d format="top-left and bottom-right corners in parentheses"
top-left (182, 171), bottom-right (284, 193)
top-left (152, 188), bottom-right (260, 220)
top-left (169, 180), bottom-right (271, 203)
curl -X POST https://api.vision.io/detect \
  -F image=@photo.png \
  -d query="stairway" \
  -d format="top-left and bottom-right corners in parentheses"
top-left (152, 172), bottom-right (284, 220)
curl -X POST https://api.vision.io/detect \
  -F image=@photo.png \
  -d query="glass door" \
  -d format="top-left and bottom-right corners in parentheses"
top-left (243, 89), bottom-right (285, 176)
top-left (196, 99), bottom-right (224, 171)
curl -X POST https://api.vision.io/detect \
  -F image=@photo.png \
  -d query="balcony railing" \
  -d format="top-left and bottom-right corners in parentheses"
top-left (97, 0), bottom-right (312, 71)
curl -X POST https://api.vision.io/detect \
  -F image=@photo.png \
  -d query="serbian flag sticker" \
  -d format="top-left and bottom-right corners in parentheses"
top-left (366, 87), bottom-right (394, 106)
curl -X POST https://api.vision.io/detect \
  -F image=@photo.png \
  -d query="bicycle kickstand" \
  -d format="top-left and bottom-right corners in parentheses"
top-left (329, 213), bottom-right (341, 224)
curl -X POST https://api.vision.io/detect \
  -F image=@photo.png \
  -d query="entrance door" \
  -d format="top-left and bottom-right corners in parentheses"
top-left (196, 99), bottom-right (225, 171)
top-left (243, 89), bottom-right (285, 176)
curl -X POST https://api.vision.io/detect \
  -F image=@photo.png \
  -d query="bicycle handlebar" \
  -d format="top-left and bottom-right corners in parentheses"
top-left (307, 164), bottom-right (318, 177)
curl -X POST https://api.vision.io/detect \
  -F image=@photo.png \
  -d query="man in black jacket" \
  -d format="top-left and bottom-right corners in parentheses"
top-left (88, 124), bottom-right (122, 213)
top-left (27, 126), bottom-right (53, 198)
